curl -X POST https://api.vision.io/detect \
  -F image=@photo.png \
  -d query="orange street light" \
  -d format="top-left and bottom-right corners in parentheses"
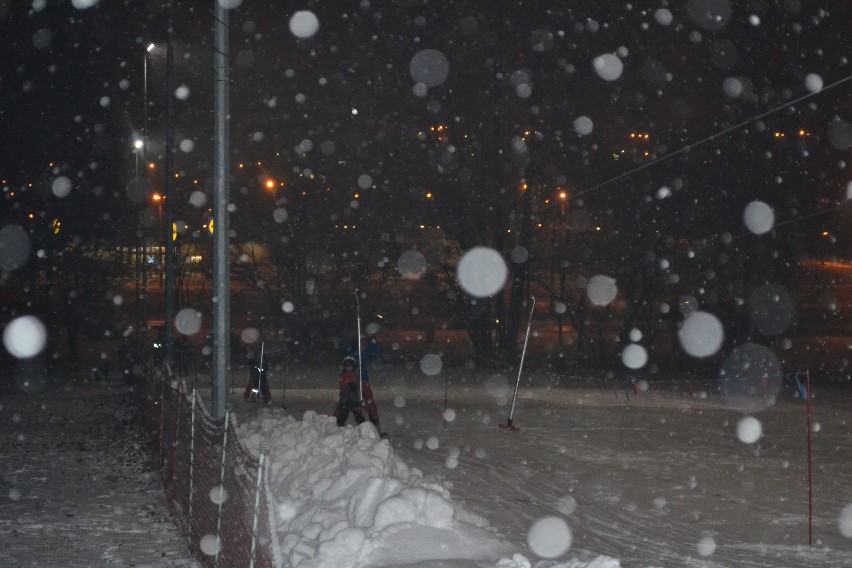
top-left (557, 188), bottom-right (569, 217)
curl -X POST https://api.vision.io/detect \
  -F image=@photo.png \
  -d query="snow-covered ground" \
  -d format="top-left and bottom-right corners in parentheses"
top-left (2, 364), bottom-right (851, 568)
top-left (221, 363), bottom-right (852, 567)
top-left (0, 378), bottom-right (196, 567)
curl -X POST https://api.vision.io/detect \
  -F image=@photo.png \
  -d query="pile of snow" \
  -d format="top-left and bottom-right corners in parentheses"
top-left (237, 409), bottom-right (620, 568)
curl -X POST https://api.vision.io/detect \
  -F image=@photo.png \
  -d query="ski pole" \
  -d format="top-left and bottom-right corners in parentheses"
top-left (501, 297), bottom-right (535, 431)
top-left (280, 364), bottom-right (287, 409)
top-left (355, 289), bottom-right (363, 402)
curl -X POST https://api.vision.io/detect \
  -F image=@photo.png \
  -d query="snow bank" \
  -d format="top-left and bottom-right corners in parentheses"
top-left (236, 409), bottom-right (620, 568)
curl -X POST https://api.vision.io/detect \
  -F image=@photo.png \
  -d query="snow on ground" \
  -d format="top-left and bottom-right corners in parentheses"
top-left (236, 410), bottom-right (528, 567)
top-left (0, 378), bottom-right (196, 567)
top-left (2, 363), bottom-right (851, 568)
top-left (221, 363), bottom-right (852, 568)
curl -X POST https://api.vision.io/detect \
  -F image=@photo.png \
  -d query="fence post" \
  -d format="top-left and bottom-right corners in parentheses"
top-left (214, 410), bottom-right (230, 568)
top-left (159, 365), bottom-right (168, 468)
top-left (188, 388), bottom-right (197, 542)
top-left (169, 381), bottom-right (185, 503)
top-left (249, 443), bottom-right (267, 568)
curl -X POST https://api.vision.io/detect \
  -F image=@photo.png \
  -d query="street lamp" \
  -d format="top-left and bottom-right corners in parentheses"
top-left (558, 189), bottom-right (568, 212)
top-left (151, 192), bottom-right (163, 222)
top-left (138, 42), bottom-right (156, 345)
top-left (142, 43), bottom-right (155, 177)
top-left (133, 138), bottom-right (143, 176)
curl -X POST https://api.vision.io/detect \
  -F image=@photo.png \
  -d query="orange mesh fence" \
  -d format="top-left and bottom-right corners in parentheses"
top-left (137, 361), bottom-right (280, 567)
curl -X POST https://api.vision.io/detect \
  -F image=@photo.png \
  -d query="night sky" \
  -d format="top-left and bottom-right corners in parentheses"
top-left (1, 0), bottom-right (850, 247)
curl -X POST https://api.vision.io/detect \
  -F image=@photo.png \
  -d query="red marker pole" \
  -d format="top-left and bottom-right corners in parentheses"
top-left (806, 370), bottom-right (813, 546)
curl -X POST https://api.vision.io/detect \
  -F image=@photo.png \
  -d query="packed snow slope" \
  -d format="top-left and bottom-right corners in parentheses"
top-left (222, 363), bottom-right (852, 568)
top-left (236, 407), bottom-right (619, 567)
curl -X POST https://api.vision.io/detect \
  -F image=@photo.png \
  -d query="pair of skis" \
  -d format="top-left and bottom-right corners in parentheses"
top-left (355, 290), bottom-right (388, 439)
top-left (250, 341), bottom-right (265, 398)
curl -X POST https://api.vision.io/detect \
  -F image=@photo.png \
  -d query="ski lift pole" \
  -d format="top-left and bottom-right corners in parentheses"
top-left (280, 364), bottom-right (287, 409)
top-left (355, 289), bottom-right (363, 402)
top-left (443, 371), bottom-right (449, 429)
top-left (501, 297), bottom-right (535, 432)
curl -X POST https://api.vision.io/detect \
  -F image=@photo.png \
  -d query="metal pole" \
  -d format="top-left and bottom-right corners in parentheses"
top-left (806, 370), bottom-right (813, 546)
top-left (214, 410), bottom-right (230, 568)
top-left (187, 389), bottom-right (197, 536)
top-left (164, 0), bottom-right (176, 371)
top-left (501, 297), bottom-right (535, 431)
top-left (211, 0), bottom-right (231, 420)
top-left (141, 53), bottom-right (149, 343)
top-left (252, 341), bottom-right (265, 396)
top-left (443, 371), bottom-right (448, 429)
top-left (142, 55), bottom-right (148, 174)
top-left (249, 447), bottom-right (267, 568)
top-left (280, 364), bottom-right (287, 409)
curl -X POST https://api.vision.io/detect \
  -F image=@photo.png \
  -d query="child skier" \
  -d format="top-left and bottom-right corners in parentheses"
top-left (333, 355), bottom-right (385, 436)
top-left (243, 343), bottom-right (271, 403)
top-left (345, 337), bottom-right (381, 382)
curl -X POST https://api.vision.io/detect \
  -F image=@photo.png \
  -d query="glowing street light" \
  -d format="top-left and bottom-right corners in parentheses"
top-left (558, 188), bottom-right (568, 215)
top-left (151, 192), bottom-right (163, 222)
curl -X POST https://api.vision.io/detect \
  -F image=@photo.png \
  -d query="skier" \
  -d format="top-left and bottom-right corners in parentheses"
top-left (345, 336), bottom-right (381, 382)
top-left (243, 343), bottom-right (271, 403)
top-left (333, 355), bottom-right (385, 437)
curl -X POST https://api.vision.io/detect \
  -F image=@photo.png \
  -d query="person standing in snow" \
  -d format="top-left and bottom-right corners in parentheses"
top-left (333, 355), bottom-right (384, 436)
top-left (345, 336), bottom-right (381, 382)
top-left (243, 343), bottom-right (272, 403)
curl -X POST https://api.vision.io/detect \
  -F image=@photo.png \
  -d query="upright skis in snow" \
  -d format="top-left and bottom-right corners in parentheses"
top-left (355, 289), bottom-right (364, 404)
top-left (500, 297), bottom-right (535, 432)
top-left (354, 289), bottom-right (388, 440)
top-left (252, 341), bottom-right (264, 396)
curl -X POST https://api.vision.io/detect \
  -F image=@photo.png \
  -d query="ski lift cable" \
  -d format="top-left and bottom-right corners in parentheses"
top-left (499, 72), bottom-right (852, 231)
top-left (729, 200), bottom-right (851, 243)
top-left (574, 72), bottom-right (852, 200)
